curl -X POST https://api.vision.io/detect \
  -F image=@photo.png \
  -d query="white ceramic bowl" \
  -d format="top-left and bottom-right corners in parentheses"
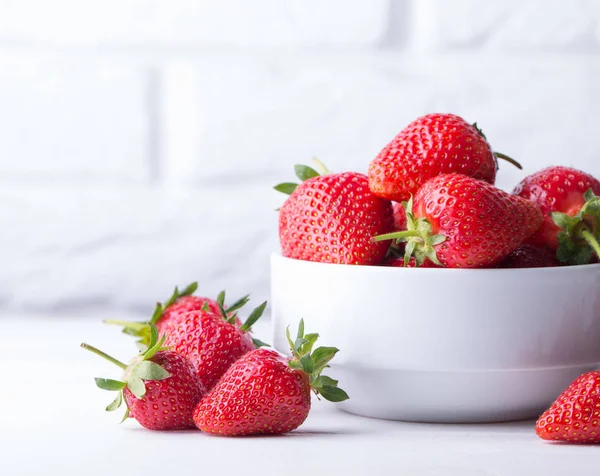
top-left (271, 253), bottom-right (600, 423)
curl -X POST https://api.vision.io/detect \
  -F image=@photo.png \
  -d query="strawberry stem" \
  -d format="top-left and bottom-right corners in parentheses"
top-left (494, 152), bottom-right (522, 170)
top-left (581, 229), bottom-right (600, 260)
top-left (81, 343), bottom-right (128, 370)
top-left (373, 230), bottom-right (421, 242)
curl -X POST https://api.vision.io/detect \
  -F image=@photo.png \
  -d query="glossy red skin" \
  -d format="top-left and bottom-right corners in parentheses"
top-left (415, 174), bottom-right (542, 268)
top-left (368, 114), bottom-right (496, 202)
top-left (513, 166), bottom-right (600, 250)
top-left (392, 202), bottom-right (407, 231)
top-left (163, 310), bottom-right (255, 391)
top-left (193, 348), bottom-right (311, 436)
top-left (497, 244), bottom-right (559, 269)
top-left (279, 172), bottom-right (394, 265)
top-left (156, 296), bottom-right (222, 336)
top-left (536, 371), bottom-right (600, 443)
top-left (123, 351), bottom-right (206, 430)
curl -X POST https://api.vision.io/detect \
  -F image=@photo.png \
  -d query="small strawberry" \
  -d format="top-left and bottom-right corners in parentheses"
top-left (374, 174), bottom-right (542, 268)
top-left (536, 371), bottom-right (600, 443)
top-left (163, 301), bottom-right (268, 391)
top-left (368, 113), bottom-right (521, 202)
top-left (81, 324), bottom-right (206, 430)
top-left (497, 244), bottom-right (558, 269)
top-left (275, 159), bottom-right (394, 265)
top-left (105, 282), bottom-right (249, 349)
top-left (513, 166), bottom-right (600, 265)
top-left (193, 319), bottom-right (348, 436)
top-left (392, 201), bottom-right (407, 231)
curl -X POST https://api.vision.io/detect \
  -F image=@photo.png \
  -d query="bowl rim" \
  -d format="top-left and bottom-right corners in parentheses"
top-left (271, 252), bottom-right (600, 274)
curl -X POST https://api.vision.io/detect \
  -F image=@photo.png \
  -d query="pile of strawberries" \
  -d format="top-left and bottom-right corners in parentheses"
top-left (82, 284), bottom-right (348, 435)
top-left (276, 112), bottom-right (600, 445)
top-left (276, 113), bottom-right (600, 269)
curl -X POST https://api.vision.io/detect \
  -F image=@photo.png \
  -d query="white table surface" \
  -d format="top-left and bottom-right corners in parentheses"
top-left (2, 315), bottom-right (600, 476)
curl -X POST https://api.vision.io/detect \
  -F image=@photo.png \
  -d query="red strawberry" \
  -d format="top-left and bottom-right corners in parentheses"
top-left (368, 113), bottom-right (521, 202)
top-left (497, 244), bottom-right (559, 269)
top-left (81, 324), bottom-right (206, 430)
top-left (375, 174), bottom-right (542, 268)
top-left (536, 371), bottom-right (600, 443)
top-left (392, 202), bottom-right (407, 231)
top-left (163, 301), bottom-right (267, 391)
top-left (513, 166), bottom-right (600, 265)
top-left (105, 283), bottom-right (249, 349)
top-left (275, 160), bottom-right (394, 265)
top-left (193, 320), bottom-right (348, 436)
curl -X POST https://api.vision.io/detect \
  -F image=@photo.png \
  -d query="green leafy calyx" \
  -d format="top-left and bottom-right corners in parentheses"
top-left (373, 197), bottom-right (446, 267)
top-left (273, 158), bottom-right (330, 196)
top-left (552, 189), bottom-right (600, 265)
top-left (216, 299), bottom-right (269, 347)
top-left (80, 323), bottom-right (172, 422)
top-left (286, 319), bottom-right (349, 403)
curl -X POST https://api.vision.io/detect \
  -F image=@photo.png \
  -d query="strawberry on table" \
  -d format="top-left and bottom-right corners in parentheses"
top-left (536, 371), bottom-right (600, 443)
top-left (513, 166), bottom-right (600, 265)
top-left (368, 113), bottom-right (521, 202)
top-left (105, 282), bottom-right (249, 349)
top-left (81, 324), bottom-right (206, 430)
top-left (163, 300), bottom-right (268, 391)
top-left (374, 174), bottom-right (542, 268)
top-left (193, 319), bottom-right (348, 436)
top-left (276, 159), bottom-right (394, 265)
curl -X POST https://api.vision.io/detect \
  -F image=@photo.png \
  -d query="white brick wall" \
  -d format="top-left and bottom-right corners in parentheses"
top-left (1, 0), bottom-right (599, 315)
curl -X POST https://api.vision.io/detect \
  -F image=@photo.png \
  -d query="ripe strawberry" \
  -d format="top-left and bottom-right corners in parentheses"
top-left (513, 166), bottom-right (600, 265)
top-left (536, 371), bottom-right (600, 443)
top-left (105, 282), bottom-right (249, 349)
top-left (163, 301), bottom-right (268, 391)
top-left (81, 324), bottom-right (206, 430)
top-left (392, 202), bottom-right (407, 231)
top-left (275, 160), bottom-right (394, 265)
top-left (497, 244), bottom-right (559, 269)
top-left (374, 174), bottom-right (542, 268)
top-left (368, 113), bottom-right (521, 202)
top-left (193, 320), bottom-right (348, 436)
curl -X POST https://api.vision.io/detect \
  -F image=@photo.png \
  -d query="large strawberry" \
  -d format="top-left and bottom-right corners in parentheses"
top-left (374, 174), bottom-right (542, 268)
top-left (536, 371), bottom-right (600, 443)
top-left (163, 301), bottom-right (268, 391)
top-left (81, 324), bottom-right (206, 430)
top-left (193, 319), bottom-right (348, 436)
top-left (276, 160), bottom-right (394, 265)
top-left (368, 113), bottom-right (521, 202)
top-left (105, 282), bottom-right (249, 349)
top-left (513, 166), bottom-right (600, 265)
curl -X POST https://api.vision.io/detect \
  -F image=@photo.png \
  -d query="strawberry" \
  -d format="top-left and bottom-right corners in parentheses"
top-left (105, 282), bottom-right (249, 349)
top-left (536, 371), bottom-right (600, 443)
top-left (81, 324), bottom-right (206, 430)
top-left (374, 174), bottom-right (542, 268)
top-left (275, 160), bottom-right (394, 265)
top-left (368, 113), bottom-right (521, 202)
top-left (392, 202), bottom-right (407, 231)
top-left (497, 244), bottom-right (558, 269)
top-left (163, 301), bottom-right (268, 391)
top-left (193, 320), bottom-right (348, 436)
top-left (513, 166), bottom-right (600, 265)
